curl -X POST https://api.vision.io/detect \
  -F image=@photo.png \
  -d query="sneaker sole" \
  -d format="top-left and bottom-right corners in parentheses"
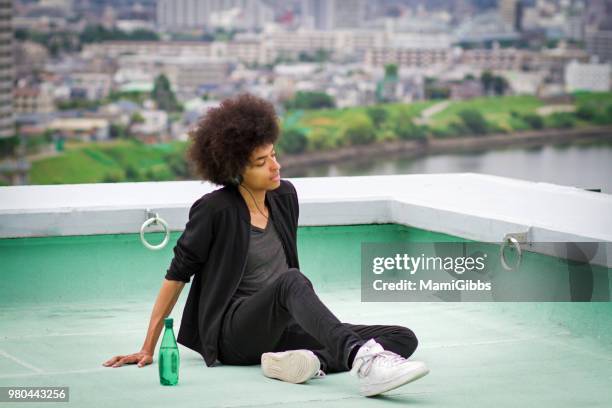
top-left (360, 362), bottom-right (430, 397)
top-left (261, 350), bottom-right (320, 384)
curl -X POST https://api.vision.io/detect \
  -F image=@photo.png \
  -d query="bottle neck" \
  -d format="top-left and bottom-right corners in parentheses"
top-left (160, 324), bottom-right (177, 347)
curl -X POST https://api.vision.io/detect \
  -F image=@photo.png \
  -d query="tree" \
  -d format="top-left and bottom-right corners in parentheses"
top-left (284, 91), bottom-right (335, 110)
top-left (605, 104), bottom-right (612, 123)
top-left (575, 104), bottom-right (596, 121)
top-left (168, 154), bottom-right (188, 178)
top-left (56, 99), bottom-right (101, 111)
top-left (340, 115), bottom-right (376, 146)
top-left (481, 71), bottom-right (508, 95)
top-left (144, 168), bottom-right (156, 181)
top-left (425, 82), bottom-right (450, 99)
top-left (384, 64), bottom-right (398, 79)
top-left (307, 128), bottom-right (336, 151)
top-left (151, 74), bottom-right (180, 112)
top-left (109, 124), bottom-right (124, 139)
top-left (366, 107), bottom-right (388, 128)
top-left (448, 121), bottom-right (469, 136)
top-left (298, 48), bottom-right (330, 62)
top-left (591, 103), bottom-right (612, 125)
top-left (522, 113), bottom-right (544, 130)
top-left (481, 71), bottom-right (495, 95)
top-left (314, 48), bottom-right (330, 62)
top-left (493, 76), bottom-right (509, 95)
top-left (102, 170), bottom-right (126, 183)
top-left (130, 112), bottom-right (145, 124)
top-left (80, 25), bottom-right (159, 43)
top-left (212, 27), bottom-right (235, 42)
top-left (125, 164), bottom-right (140, 181)
top-left (107, 90), bottom-right (148, 104)
top-left (278, 128), bottom-right (308, 154)
top-left (458, 109), bottom-right (489, 135)
top-left (395, 115), bottom-right (427, 140)
top-left (0, 135), bottom-right (19, 158)
top-left (549, 112), bottom-right (576, 129)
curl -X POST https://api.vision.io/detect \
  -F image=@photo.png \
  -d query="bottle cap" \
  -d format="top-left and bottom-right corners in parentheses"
top-left (164, 317), bottom-right (173, 328)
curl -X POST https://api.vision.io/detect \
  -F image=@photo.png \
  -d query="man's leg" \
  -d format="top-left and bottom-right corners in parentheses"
top-left (218, 268), bottom-right (364, 369)
top-left (348, 323), bottom-right (419, 364)
top-left (272, 321), bottom-right (428, 396)
top-left (273, 322), bottom-right (419, 373)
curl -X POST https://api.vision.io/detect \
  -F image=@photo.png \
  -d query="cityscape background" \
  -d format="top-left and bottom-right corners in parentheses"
top-left (0, 0), bottom-right (611, 192)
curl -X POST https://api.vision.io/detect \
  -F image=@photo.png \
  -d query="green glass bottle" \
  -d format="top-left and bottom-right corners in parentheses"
top-left (158, 317), bottom-right (179, 386)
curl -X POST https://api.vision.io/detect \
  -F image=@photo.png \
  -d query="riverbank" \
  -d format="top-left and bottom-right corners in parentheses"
top-left (280, 125), bottom-right (612, 175)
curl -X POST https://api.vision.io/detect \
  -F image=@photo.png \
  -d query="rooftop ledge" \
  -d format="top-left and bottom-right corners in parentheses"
top-left (1, 173), bottom-right (611, 266)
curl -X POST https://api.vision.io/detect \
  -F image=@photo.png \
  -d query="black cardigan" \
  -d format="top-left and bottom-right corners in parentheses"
top-left (164, 179), bottom-right (302, 366)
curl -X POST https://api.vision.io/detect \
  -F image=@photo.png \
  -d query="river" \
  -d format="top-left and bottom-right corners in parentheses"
top-left (283, 140), bottom-right (612, 194)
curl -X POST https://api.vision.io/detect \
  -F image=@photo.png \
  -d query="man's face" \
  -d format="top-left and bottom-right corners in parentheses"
top-left (242, 143), bottom-right (281, 190)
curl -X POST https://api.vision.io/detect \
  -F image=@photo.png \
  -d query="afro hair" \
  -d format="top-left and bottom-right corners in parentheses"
top-left (186, 93), bottom-right (280, 187)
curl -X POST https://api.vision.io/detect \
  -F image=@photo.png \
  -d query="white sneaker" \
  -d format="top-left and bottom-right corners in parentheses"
top-left (261, 350), bottom-right (325, 384)
top-left (349, 339), bottom-right (429, 397)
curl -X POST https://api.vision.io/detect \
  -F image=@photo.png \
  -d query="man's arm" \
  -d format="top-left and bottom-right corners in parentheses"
top-left (140, 279), bottom-right (185, 354)
top-left (102, 278), bottom-right (185, 368)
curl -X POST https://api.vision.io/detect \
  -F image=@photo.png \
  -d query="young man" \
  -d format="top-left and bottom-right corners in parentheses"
top-left (103, 93), bottom-right (429, 397)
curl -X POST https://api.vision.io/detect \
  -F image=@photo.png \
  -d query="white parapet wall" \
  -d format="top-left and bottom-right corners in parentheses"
top-left (1, 173), bottom-right (611, 267)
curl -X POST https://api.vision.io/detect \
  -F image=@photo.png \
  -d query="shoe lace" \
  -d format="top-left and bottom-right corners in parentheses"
top-left (350, 350), bottom-right (407, 378)
top-left (312, 369), bottom-right (326, 379)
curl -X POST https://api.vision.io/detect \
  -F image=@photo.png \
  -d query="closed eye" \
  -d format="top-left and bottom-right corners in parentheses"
top-left (257, 152), bottom-right (276, 167)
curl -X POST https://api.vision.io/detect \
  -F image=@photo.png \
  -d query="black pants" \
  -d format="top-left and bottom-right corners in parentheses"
top-left (217, 268), bottom-right (419, 373)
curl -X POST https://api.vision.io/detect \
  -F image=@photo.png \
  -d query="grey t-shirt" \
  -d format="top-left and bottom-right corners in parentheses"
top-left (231, 218), bottom-right (289, 300)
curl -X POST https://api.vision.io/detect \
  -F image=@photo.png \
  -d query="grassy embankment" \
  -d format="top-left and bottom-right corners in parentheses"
top-left (24, 92), bottom-right (612, 185)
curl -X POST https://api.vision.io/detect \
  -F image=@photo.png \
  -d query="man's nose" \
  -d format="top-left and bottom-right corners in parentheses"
top-left (272, 156), bottom-right (281, 171)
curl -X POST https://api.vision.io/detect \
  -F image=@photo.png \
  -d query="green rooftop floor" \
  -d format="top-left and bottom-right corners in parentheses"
top-left (1, 225), bottom-right (611, 407)
top-left (1, 297), bottom-right (611, 407)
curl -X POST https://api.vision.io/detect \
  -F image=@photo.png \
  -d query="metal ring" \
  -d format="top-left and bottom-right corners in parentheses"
top-left (140, 212), bottom-right (170, 250)
top-left (500, 236), bottom-right (522, 271)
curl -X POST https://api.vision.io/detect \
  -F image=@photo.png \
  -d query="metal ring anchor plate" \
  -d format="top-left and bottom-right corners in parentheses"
top-left (500, 236), bottom-right (522, 271)
top-left (140, 210), bottom-right (170, 250)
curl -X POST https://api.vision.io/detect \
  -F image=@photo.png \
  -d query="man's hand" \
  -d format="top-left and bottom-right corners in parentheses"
top-left (103, 351), bottom-right (153, 368)
top-left (103, 279), bottom-right (184, 369)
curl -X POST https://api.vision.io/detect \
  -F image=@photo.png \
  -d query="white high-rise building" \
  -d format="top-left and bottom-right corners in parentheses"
top-left (565, 59), bottom-right (611, 92)
top-left (301, 0), bottom-right (331, 30)
top-left (157, 0), bottom-right (206, 30)
top-left (0, 0), bottom-right (13, 139)
top-left (499, 0), bottom-right (521, 31)
top-left (156, 0), bottom-right (273, 32)
top-left (586, 28), bottom-right (612, 63)
top-left (301, 0), bottom-right (366, 30)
